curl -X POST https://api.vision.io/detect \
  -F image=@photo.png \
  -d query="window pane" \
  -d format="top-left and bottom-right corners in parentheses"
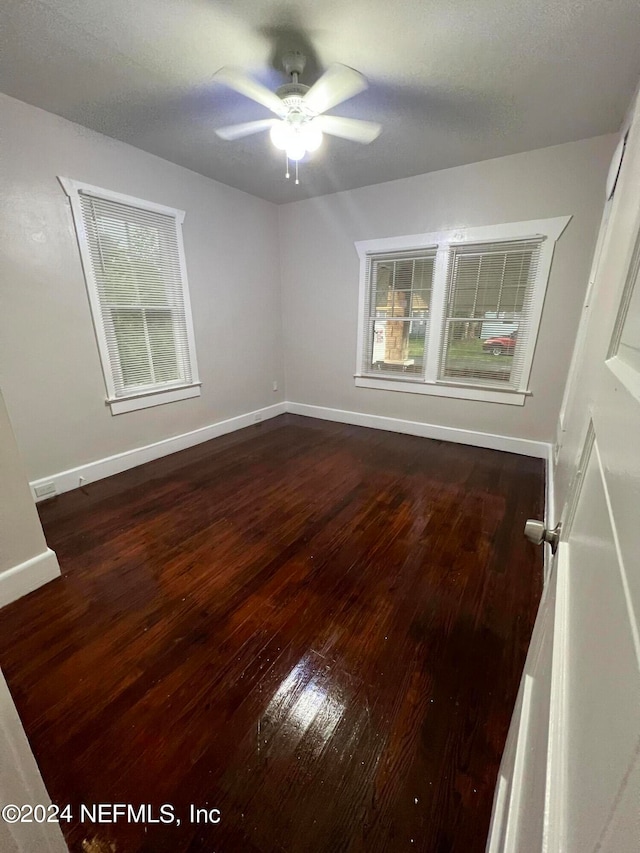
top-left (373, 264), bottom-right (392, 311)
top-left (413, 258), bottom-right (433, 289)
top-left (97, 218), bottom-right (138, 305)
top-left (390, 290), bottom-right (411, 316)
top-left (146, 309), bottom-right (181, 382)
top-left (128, 223), bottom-right (168, 305)
top-left (441, 320), bottom-right (515, 384)
top-left (411, 289), bottom-right (430, 317)
top-left (111, 309), bottom-right (153, 388)
top-left (97, 217), bottom-right (170, 306)
top-left (368, 319), bottom-right (426, 375)
top-left (450, 250), bottom-right (532, 318)
top-left (370, 256), bottom-right (434, 320)
top-left (441, 241), bottom-right (539, 387)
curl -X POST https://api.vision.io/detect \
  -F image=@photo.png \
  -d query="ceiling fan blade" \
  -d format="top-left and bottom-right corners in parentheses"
top-left (215, 119), bottom-right (277, 141)
top-left (303, 64), bottom-right (368, 115)
top-left (315, 115), bottom-right (381, 144)
top-left (214, 67), bottom-right (286, 117)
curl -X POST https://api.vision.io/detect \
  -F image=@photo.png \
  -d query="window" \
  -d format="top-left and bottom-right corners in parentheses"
top-left (364, 251), bottom-right (436, 376)
top-left (61, 179), bottom-right (200, 414)
top-left (355, 218), bottom-right (570, 405)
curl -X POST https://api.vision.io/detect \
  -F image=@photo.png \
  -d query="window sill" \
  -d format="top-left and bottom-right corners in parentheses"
top-left (107, 383), bottom-right (201, 415)
top-left (354, 375), bottom-right (529, 406)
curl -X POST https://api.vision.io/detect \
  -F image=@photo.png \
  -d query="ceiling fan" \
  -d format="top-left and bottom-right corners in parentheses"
top-left (214, 50), bottom-right (381, 183)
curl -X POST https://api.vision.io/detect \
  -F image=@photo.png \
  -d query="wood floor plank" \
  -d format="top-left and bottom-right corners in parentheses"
top-left (0, 414), bottom-right (544, 852)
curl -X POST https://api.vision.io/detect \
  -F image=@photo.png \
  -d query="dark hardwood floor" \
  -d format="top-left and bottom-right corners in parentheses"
top-left (0, 414), bottom-right (544, 853)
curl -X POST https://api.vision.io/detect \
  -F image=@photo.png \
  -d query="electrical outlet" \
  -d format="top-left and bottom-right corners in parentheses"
top-left (34, 481), bottom-right (57, 499)
top-left (272, 380), bottom-right (278, 392)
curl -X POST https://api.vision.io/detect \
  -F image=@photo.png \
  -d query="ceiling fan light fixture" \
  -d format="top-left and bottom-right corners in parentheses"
top-left (269, 120), bottom-right (291, 151)
top-left (285, 139), bottom-right (306, 161)
top-left (270, 119), bottom-right (322, 160)
top-left (300, 121), bottom-right (323, 152)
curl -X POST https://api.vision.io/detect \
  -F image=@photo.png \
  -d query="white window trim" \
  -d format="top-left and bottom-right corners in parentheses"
top-left (354, 216), bottom-right (571, 405)
top-left (60, 178), bottom-right (201, 414)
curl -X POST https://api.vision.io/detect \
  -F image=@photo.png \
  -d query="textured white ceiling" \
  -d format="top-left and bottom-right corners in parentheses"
top-left (1, 0), bottom-right (639, 203)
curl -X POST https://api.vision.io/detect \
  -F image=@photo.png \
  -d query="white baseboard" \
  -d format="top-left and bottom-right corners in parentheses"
top-left (30, 402), bottom-right (286, 501)
top-left (30, 400), bottom-right (551, 507)
top-left (0, 548), bottom-right (61, 609)
top-left (286, 402), bottom-right (551, 459)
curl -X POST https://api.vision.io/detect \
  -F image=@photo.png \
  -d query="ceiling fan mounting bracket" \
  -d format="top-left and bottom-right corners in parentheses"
top-left (282, 50), bottom-right (307, 78)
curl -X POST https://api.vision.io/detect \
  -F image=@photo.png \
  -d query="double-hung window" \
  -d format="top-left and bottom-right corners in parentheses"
top-left (364, 251), bottom-right (436, 377)
top-left (61, 179), bottom-right (200, 414)
top-left (356, 217), bottom-right (570, 405)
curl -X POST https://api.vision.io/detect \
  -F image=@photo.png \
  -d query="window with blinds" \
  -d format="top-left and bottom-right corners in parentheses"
top-left (364, 251), bottom-right (435, 375)
top-left (440, 239), bottom-right (542, 387)
top-left (63, 180), bottom-right (200, 413)
top-left (356, 218), bottom-right (567, 404)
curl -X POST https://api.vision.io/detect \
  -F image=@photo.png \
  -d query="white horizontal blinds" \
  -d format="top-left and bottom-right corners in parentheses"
top-left (79, 193), bottom-right (191, 396)
top-left (439, 238), bottom-right (543, 388)
top-left (363, 250), bottom-right (436, 376)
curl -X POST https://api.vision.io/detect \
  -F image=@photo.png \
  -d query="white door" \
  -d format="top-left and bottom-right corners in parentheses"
top-left (557, 104), bottom-right (640, 852)
top-left (487, 83), bottom-right (640, 852)
top-left (485, 566), bottom-right (559, 853)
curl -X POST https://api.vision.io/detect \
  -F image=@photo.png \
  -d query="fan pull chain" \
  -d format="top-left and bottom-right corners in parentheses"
top-left (284, 153), bottom-right (301, 185)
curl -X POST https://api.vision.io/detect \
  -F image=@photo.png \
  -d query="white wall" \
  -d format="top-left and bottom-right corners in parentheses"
top-left (0, 388), bottom-right (60, 607)
top-left (278, 136), bottom-right (615, 443)
top-left (0, 93), bottom-right (284, 484)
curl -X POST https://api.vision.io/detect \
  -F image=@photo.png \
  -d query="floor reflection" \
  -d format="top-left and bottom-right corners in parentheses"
top-left (259, 653), bottom-right (348, 759)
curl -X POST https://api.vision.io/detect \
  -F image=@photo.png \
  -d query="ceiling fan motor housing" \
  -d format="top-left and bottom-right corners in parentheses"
top-left (276, 83), bottom-right (312, 117)
top-left (276, 82), bottom-right (309, 99)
